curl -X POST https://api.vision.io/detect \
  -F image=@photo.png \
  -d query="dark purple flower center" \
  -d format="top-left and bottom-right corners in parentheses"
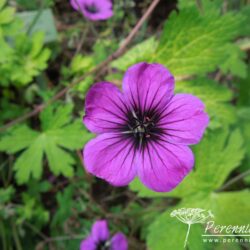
top-left (123, 107), bottom-right (162, 149)
top-left (84, 3), bottom-right (99, 14)
top-left (96, 240), bottom-right (110, 250)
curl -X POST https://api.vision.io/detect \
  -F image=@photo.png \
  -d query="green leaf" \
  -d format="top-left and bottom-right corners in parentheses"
top-left (14, 135), bottom-right (44, 183)
top-left (130, 129), bottom-right (245, 198)
top-left (154, 3), bottom-right (244, 77)
top-left (44, 137), bottom-right (74, 177)
top-left (0, 98), bottom-right (27, 125)
top-left (0, 24), bottom-right (51, 86)
top-left (181, 190), bottom-right (250, 227)
top-left (70, 55), bottom-right (94, 74)
top-left (16, 9), bottom-right (58, 43)
top-left (219, 44), bottom-right (247, 78)
top-left (147, 205), bottom-right (211, 250)
top-left (0, 6), bottom-right (15, 24)
top-left (0, 0), bottom-right (6, 10)
top-left (0, 104), bottom-right (93, 184)
top-left (178, 0), bottom-right (222, 13)
top-left (16, 0), bottom-right (54, 10)
top-left (175, 78), bottom-right (237, 128)
top-left (237, 108), bottom-right (250, 154)
top-left (93, 39), bottom-right (118, 64)
top-left (0, 125), bottom-right (39, 153)
top-left (147, 190), bottom-right (250, 250)
top-left (50, 121), bottom-right (94, 149)
top-left (111, 37), bottom-right (158, 71)
top-left (27, 180), bottom-right (52, 196)
top-left (16, 193), bottom-right (49, 226)
top-left (210, 190), bottom-right (250, 226)
top-left (51, 186), bottom-right (74, 227)
top-left (40, 104), bottom-right (74, 130)
top-left (214, 243), bottom-right (241, 250)
top-left (237, 5), bottom-right (250, 36)
top-left (0, 186), bottom-right (15, 204)
top-left (237, 108), bottom-right (250, 183)
top-left (237, 67), bottom-right (250, 107)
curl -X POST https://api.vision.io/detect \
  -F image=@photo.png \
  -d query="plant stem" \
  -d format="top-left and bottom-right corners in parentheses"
top-left (196, 0), bottom-right (203, 12)
top-left (184, 223), bottom-right (191, 248)
top-left (0, 221), bottom-right (7, 250)
top-left (12, 220), bottom-right (22, 250)
top-left (217, 169), bottom-right (250, 192)
top-left (27, 1), bottom-right (44, 35)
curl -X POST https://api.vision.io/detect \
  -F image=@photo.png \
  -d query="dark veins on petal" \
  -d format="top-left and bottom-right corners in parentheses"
top-left (96, 240), bottom-right (110, 250)
top-left (121, 106), bottom-right (164, 150)
top-left (85, 3), bottom-right (99, 13)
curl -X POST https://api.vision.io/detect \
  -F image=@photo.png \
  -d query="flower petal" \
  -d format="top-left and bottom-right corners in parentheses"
top-left (70, 0), bottom-right (84, 10)
top-left (91, 220), bottom-right (109, 243)
top-left (111, 233), bottom-right (128, 250)
top-left (158, 94), bottom-right (209, 145)
top-left (80, 236), bottom-right (96, 250)
top-left (122, 62), bottom-right (174, 113)
top-left (83, 82), bottom-right (128, 134)
top-left (70, 0), bottom-right (113, 21)
top-left (137, 141), bottom-right (194, 192)
top-left (83, 133), bottom-right (137, 186)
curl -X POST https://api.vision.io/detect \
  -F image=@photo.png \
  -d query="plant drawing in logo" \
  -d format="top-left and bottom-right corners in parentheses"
top-left (170, 208), bottom-right (214, 248)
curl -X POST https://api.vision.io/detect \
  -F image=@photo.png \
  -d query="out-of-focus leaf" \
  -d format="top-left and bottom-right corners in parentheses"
top-left (210, 190), bottom-right (250, 226)
top-left (0, 98), bottom-right (27, 126)
top-left (237, 108), bottom-right (250, 183)
top-left (237, 5), bottom-right (250, 36)
top-left (17, 9), bottom-right (58, 43)
top-left (0, 32), bottom-right (51, 86)
top-left (237, 67), bottom-right (250, 107)
top-left (93, 39), bottom-right (118, 64)
top-left (70, 55), bottom-right (94, 74)
top-left (154, 2), bottom-right (244, 77)
top-left (0, 0), bottom-right (6, 10)
top-left (111, 37), bottom-right (158, 71)
top-left (51, 186), bottom-right (74, 227)
top-left (0, 186), bottom-right (15, 204)
top-left (0, 6), bottom-right (15, 24)
top-left (178, 0), bottom-right (222, 11)
top-left (237, 108), bottom-right (250, 154)
top-left (147, 206), bottom-right (209, 250)
top-left (16, 0), bottom-right (54, 10)
top-left (219, 44), bottom-right (247, 78)
top-left (148, 190), bottom-right (250, 250)
top-left (16, 193), bottom-right (49, 226)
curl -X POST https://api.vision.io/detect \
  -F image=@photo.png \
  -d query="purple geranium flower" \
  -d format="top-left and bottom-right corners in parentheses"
top-left (70, 0), bottom-right (113, 21)
top-left (83, 62), bottom-right (209, 192)
top-left (80, 220), bottom-right (128, 250)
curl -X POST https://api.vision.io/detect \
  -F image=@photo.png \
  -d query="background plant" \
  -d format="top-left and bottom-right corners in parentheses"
top-left (0, 0), bottom-right (250, 250)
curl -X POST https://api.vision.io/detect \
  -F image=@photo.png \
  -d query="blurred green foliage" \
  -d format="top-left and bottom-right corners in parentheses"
top-left (0, 0), bottom-right (50, 87)
top-left (0, 103), bottom-right (92, 183)
top-left (0, 0), bottom-right (250, 250)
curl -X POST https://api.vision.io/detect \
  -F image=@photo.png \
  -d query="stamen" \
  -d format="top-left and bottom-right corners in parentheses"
top-left (124, 107), bottom-right (159, 148)
top-left (85, 4), bottom-right (99, 14)
top-left (132, 109), bottom-right (139, 120)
